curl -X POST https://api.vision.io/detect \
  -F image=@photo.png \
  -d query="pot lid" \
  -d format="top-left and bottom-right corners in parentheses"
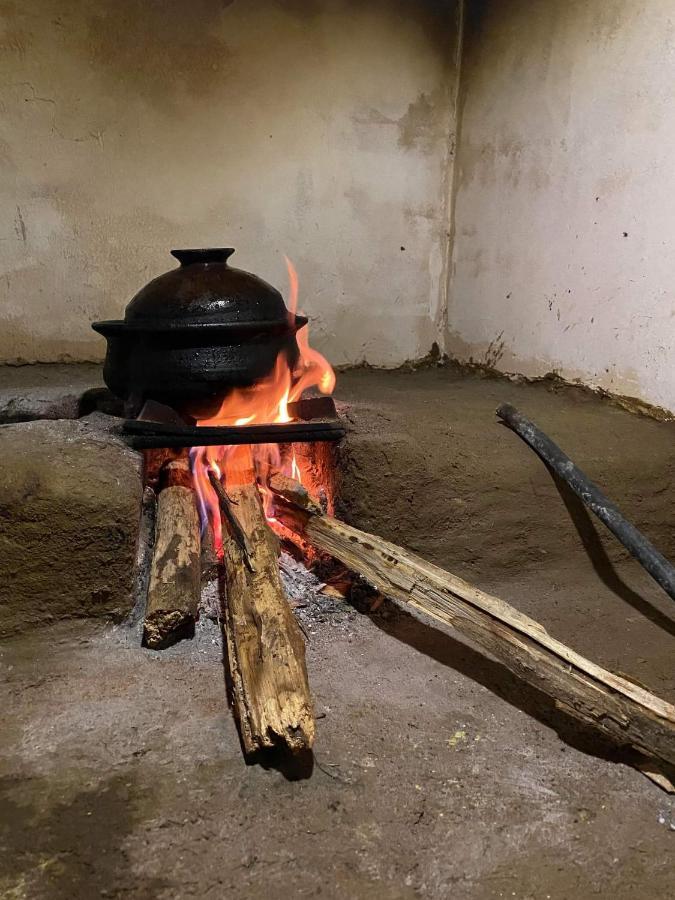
top-left (123, 248), bottom-right (291, 328)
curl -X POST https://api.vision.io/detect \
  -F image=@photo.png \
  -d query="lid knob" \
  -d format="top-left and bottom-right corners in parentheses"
top-left (170, 248), bottom-right (235, 266)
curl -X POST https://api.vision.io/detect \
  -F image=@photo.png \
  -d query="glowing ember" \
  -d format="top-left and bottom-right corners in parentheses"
top-left (190, 258), bottom-right (335, 553)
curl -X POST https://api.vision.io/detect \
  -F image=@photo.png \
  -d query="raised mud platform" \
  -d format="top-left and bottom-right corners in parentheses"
top-left (337, 366), bottom-right (674, 699)
top-left (337, 366), bottom-right (673, 578)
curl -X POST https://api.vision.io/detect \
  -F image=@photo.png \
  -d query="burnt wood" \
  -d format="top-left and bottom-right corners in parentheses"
top-left (271, 479), bottom-right (675, 777)
top-left (217, 452), bottom-right (315, 754)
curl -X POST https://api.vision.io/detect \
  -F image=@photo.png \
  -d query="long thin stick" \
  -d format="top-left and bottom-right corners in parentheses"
top-left (496, 403), bottom-right (675, 601)
top-left (208, 468), bottom-right (255, 573)
top-left (271, 486), bottom-right (675, 771)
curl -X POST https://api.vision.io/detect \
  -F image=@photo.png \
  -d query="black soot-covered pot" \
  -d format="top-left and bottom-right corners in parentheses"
top-left (92, 248), bottom-right (306, 418)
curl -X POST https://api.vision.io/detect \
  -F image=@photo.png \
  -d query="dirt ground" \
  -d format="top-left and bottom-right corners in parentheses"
top-left (335, 367), bottom-right (674, 701)
top-left (1, 365), bottom-right (674, 898)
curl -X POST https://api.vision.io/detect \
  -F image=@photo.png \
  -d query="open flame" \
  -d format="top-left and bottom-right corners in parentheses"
top-left (190, 258), bottom-right (335, 553)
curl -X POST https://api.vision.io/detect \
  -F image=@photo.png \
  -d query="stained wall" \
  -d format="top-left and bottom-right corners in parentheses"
top-left (448, 0), bottom-right (675, 412)
top-left (0, 0), bottom-right (460, 366)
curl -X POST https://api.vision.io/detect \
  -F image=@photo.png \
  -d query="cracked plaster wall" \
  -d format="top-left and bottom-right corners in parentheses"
top-left (1, 0), bottom-right (673, 415)
top-left (0, 0), bottom-right (460, 367)
top-left (448, 0), bottom-right (675, 413)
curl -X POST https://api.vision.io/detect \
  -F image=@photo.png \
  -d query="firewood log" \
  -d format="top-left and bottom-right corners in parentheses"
top-left (267, 472), bottom-right (321, 514)
top-left (143, 455), bottom-right (200, 649)
top-left (215, 450), bottom-right (314, 754)
top-left (271, 480), bottom-right (675, 774)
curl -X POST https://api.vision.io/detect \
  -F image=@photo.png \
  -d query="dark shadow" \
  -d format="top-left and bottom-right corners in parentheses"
top-left (0, 772), bottom-right (168, 899)
top-left (495, 418), bottom-right (675, 636)
top-left (249, 747), bottom-right (315, 781)
top-left (370, 602), bottom-right (675, 786)
top-left (78, 386), bottom-right (123, 418)
top-left (550, 472), bottom-right (675, 638)
top-left (217, 567), bottom-right (315, 781)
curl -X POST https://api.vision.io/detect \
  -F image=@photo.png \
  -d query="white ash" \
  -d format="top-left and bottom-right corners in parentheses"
top-left (199, 578), bottom-right (221, 621)
top-left (279, 551), bottom-right (326, 607)
top-left (279, 552), bottom-right (358, 629)
top-left (198, 551), bottom-right (357, 630)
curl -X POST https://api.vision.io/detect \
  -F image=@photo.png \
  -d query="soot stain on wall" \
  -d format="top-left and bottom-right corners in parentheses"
top-left (397, 91), bottom-right (444, 155)
top-left (84, 0), bottom-right (232, 109)
top-left (0, 0), bottom-right (461, 366)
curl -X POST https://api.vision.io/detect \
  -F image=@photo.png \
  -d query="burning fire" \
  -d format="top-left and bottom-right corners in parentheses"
top-left (190, 258), bottom-right (335, 553)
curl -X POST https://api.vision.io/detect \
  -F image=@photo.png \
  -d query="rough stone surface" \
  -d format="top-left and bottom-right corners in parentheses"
top-left (0, 416), bottom-right (142, 636)
top-left (0, 363), bottom-right (106, 423)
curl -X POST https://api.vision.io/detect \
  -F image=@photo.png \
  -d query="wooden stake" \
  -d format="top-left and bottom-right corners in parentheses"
top-left (271, 482), bottom-right (675, 772)
top-left (217, 449), bottom-right (314, 754)
top-left (143, 455), bottom-right (201, 649)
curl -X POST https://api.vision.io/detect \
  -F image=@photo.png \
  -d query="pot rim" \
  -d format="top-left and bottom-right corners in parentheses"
top-left (92, 314), bottom-right (308, 335)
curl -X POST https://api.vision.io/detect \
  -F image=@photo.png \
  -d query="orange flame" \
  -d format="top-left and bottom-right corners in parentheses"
top-left (190, 258), bottom-right (335, 553)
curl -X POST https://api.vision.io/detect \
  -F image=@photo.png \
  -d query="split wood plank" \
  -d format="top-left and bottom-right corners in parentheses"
top-left (218, 450), bottom-right (314, 754)
top-left (272, 486), bottom-right (675, 771)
